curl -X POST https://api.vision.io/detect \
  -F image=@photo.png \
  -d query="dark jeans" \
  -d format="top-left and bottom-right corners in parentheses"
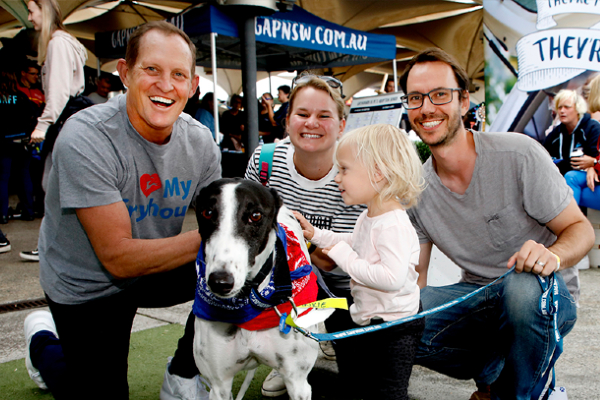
top-left (0, 141), bottom-right (34, 218)
top-left (31, 262), bottom-right (199, 400)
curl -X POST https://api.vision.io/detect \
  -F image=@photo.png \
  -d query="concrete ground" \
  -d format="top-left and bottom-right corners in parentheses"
top-left (1, 211), bottom-right (599, 399)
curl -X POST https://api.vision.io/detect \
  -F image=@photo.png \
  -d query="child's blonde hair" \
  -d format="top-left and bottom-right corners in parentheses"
top-left (336, 124), bottom-right (424, 209)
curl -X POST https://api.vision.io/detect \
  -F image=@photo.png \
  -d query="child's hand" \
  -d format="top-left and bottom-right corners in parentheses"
top-left (321, 245), bottom-right (334, 256)
top-left (292, 211), bottom-right (315, 240)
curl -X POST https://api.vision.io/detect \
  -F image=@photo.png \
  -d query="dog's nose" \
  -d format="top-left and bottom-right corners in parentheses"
top-left (208, 271), bottom-right (235, 295)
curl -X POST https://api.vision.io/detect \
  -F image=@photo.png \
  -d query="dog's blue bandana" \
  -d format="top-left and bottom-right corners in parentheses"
top-left (192, 223), bottom-right (312, 325)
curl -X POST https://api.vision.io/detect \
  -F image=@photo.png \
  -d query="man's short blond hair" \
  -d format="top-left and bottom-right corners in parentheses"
top-left (554, 89), bottom-right (587, 119)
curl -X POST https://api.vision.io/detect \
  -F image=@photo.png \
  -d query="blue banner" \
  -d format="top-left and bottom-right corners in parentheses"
top-left (256, 6), bottom-right (396, 62)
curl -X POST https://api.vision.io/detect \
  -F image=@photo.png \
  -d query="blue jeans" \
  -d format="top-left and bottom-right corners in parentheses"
top-left (416, 271), bottom-right (577, 400)
top-left (565, 170), bottom-right (600, 209)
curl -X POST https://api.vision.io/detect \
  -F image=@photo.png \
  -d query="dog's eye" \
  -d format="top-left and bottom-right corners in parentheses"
top-left (249, 212), bottom-right (262, 222)
top-left (201, 209), bottom-right (213, 219)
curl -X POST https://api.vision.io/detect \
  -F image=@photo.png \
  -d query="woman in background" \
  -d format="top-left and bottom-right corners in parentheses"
top-left (21, 0), bottom-right (88, 261)
top-left (542, 89), bottom-right (600, 176)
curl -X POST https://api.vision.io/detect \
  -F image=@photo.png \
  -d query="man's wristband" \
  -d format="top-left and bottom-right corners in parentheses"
top-left (306, 242), bottom-right (317, 254)
top-left (549, 251), bottom-right (561, 272)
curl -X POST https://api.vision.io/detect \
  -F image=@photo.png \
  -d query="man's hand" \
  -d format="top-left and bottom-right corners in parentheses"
top-left (30, 129), bottom-right (45, 144)
top-left (507, 198), bottom-right (594, 276)
top-left (586, 167), bottom-right (598, 191)
top-left (570, 154), bottom-right (595, 170)
top-left (507, 239), bottom-right (559, 277)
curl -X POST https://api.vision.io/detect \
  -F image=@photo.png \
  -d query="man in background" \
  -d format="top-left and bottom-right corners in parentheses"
top-left (87, 74), bottom-right (112, 104)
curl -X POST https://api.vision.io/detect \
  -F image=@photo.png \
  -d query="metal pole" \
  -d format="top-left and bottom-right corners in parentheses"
top-left (268, 71), bottom-right (272, 94)
top-left (393, 59), bottom-right (398, 92)
top-left (240, 15), bottom-right (259, 155)
top-left (210, 32), bottom-right (220, 143)
top-left (97, 58), bottom-right (101, 78)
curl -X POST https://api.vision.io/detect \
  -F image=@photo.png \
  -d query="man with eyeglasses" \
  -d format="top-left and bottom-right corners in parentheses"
top-left (14, 60), bottom-right (45, 221)
top-left (18, 61), bottom-right (45, 110)
top-left (401, 48), bottom-right (590, 399)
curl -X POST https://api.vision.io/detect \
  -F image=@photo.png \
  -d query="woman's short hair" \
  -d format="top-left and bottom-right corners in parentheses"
top-left (554, 89), bottom-right (587, 119)
top-left (336, 124), bottom-right (424, 209)
top-left (287, 75), bottom-right (345, 121)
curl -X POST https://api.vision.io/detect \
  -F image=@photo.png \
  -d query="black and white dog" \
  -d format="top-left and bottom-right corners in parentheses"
top-left (193, 178), bottom-right (331, 400)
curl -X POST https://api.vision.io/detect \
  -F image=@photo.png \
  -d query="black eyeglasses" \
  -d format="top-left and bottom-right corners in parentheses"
top-left (401, 88), bottom-right (463, 110)
top-left (291, 75), bottom-right (345, 98)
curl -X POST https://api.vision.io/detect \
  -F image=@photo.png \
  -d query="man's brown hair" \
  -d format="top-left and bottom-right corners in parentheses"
top-left (125, 21), bottom-right (197, 76)
top-left (399, 47), bottom-right (470, 97)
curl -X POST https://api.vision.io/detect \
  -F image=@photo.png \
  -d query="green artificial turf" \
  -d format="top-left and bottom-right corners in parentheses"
top-left (0, 324), bottom-right (277, 400)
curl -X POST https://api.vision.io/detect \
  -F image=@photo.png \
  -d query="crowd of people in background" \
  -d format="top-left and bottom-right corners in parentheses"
top-left (1, 3), bottom-right (596, 398)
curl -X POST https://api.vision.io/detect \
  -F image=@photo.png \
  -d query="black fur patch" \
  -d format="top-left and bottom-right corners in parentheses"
top-left (225, 324), bottom-right (238, 337)
top-left (275, 353), bottom-right (284, 369)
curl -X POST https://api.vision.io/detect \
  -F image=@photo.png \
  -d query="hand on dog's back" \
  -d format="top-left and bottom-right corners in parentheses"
top-left (292, 210), bottom-right (315, 240)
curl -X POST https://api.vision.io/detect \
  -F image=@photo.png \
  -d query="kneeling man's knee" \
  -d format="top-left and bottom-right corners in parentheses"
top-left (500, 272), bottom-right (542, 324)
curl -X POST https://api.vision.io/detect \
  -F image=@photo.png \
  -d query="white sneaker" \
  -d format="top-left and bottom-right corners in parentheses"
top-left (160, 357), bottom-right (210, 400)
top-left (261, 369), bottom-right (287, 397)
top-left (23, 310), bottom-right (58, 390)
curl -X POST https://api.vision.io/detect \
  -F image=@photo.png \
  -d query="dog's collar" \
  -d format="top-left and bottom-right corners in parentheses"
top-left (239, 224), bottom-right (292, 305)
top-left (193, 223), bottom-right (313, 325)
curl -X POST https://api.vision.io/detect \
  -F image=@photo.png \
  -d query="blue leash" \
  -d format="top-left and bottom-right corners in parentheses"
top-left (292, 265), bottom-right (563, 399)
top-left (298, 266), bottom-right (516, 342)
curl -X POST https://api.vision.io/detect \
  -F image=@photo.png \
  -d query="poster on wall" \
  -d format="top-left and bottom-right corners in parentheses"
top-left (345, 92), bottom-right (404, 133)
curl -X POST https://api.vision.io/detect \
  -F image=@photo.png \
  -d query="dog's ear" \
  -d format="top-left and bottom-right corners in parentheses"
top-left (269, 187), bottom-right (282, 217)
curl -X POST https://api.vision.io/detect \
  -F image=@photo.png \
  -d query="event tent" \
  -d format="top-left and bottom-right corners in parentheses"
top-left (94, 4), bottom-right (397, 71)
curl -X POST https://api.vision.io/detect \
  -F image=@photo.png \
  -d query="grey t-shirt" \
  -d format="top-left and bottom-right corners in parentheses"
top-left (408, 131), bottom-right (572, 285)
top-left (39, 94), bottom-right (221, 304)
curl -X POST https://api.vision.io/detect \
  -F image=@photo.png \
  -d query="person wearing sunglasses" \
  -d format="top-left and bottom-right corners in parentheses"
top-left (245, 74), bottom-right (365, 398)
top-left (402, 47), bottom-right (587, 400)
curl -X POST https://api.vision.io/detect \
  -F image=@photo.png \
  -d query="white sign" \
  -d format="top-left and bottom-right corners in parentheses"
top-left (345, 93), bottom-right (404, 133)
top-left (516, 28), bottom-right (600, 91)
top-left (537, 0), bottom-right (600, 29)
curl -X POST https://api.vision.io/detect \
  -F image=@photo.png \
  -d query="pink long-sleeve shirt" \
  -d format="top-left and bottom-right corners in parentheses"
top-left (311, 209), bottom-right (420, 326)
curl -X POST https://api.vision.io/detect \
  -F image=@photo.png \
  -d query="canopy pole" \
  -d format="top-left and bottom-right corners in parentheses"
top-left (210, 32), bottom-right (220, 143)
top-left (268, 71), bottom-right (272, 94)
top-left (97, 58), bottom-right (101, 78)
top-left (393, 59), bottom-right (398, 93)
top-left (240, 15), bottom-right (259, 156)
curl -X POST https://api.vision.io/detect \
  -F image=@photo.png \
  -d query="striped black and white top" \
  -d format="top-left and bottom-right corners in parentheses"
top-left (245, 138), bottom-right (365, 233)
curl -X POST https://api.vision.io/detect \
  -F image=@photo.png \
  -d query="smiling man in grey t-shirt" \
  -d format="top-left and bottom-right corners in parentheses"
top-left (401, 48), bottom-right (592, 400)
top-left (24, 21), bottom-right (221, 400)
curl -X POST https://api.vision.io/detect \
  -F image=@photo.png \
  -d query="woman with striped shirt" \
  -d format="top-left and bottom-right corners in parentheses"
top-left (245, 75), bottom-right (365, 398)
